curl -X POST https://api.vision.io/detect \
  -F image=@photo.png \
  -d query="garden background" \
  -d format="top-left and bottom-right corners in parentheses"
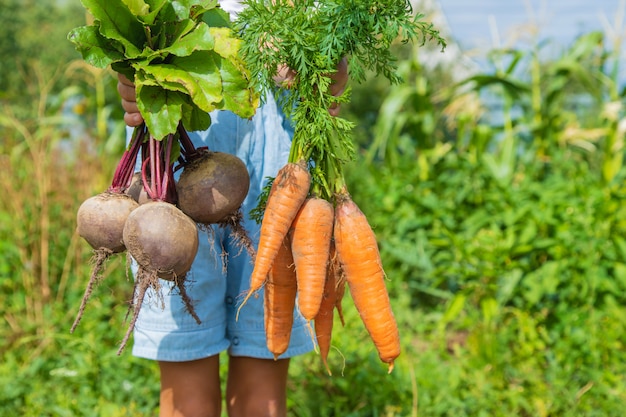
top-left (2, 0), bottom-right (626, 415)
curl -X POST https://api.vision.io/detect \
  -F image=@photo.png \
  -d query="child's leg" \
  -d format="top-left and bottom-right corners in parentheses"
top-left (158, 355), bottom-right (222, 417)
top-left (225, 356), bottom-right (290, 417)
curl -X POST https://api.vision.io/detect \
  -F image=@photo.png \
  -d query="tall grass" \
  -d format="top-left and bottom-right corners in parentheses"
top-left (1, 62), bottom-right (101, 338)
top-left (0, 62), bottom-right (161, 416)
top-left (365, 15), bottom-right (626, 184)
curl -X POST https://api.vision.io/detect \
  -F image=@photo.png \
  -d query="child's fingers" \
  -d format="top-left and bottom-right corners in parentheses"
top-left (124, 111), bottom-right (144, 127)
top-left (117, 76), bottom-right (136, 103)
top-left (329, 57), bottom-right (348, 97)
top-left (117, 73), bottom-right (144, 127)
top-left (328, 102), bottom-right (341, 117)
top-left (327, 57), bottom-right (348, 116)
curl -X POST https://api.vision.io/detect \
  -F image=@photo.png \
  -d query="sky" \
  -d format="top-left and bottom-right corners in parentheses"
top-left (437, 0), bottom-right (622, 50)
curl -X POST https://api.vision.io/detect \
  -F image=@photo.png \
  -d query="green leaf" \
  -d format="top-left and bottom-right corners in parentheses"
top-left (210, 26), bottom-right (241, 59)
top-left (218, 58), bottom-right (257, 118)
top-left (135, 65), bottom-right (189, 94)
top-left (146, 18), bottom-right (196, 51)
top-left (161, 21), bottom-right (215, 57)
top-left (121, 0), bottom-right (150, 16)
top-left (181, 101), bottom-right (212, 132)
top-left (137, 51), bottom-right (223, 114)
top-left (157, 0), bottom-right (214, 21)
top-left (68, 25), bottom-right (126, 68)
top-left (136, 83), bottom-right (185, 140)
top-left (459, 74), bottom-right (529, 100)
top-left (442, 293), bottom-right (466, 325)
top-left (111, 61), bottom-right (135, 80)
top-left (80, 0), bottom-right (146, 57)
top-left (139, 0), bottom-right (168, 24)
top-left (176, 0), bottom-right (216, 11)
top-left (202, 7), bottom-right (232, 28)
top-left (188, 0), bottom-right (219, 20)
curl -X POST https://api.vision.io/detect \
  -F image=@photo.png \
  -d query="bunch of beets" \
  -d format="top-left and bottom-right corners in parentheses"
top-left (73, 122), bottom-right (252, 354)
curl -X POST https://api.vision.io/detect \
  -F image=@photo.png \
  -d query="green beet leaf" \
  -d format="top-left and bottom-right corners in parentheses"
top-left (160, 22), bottom-right (215, 57)
top-left (69, 0), bottom-right (258, 141)
top-left (136, 51), bottom-right (223, 116)
top-left (210, 26), bottom-right (242, 60)
top-left (156, 0), bottom-right (217, 23)
top-left (202, 5), bottom-right (231, 28)
top-left (136, 0), bottom-right (168, 25)
top-left (188, 0), bottom-right (220, 20)
top-left (68, 25), bottom-right (126, 69)
top-left (121, 0), bottom-right (150, 17)
top-left (79, 0), bottom-right (145, 58)
top-left (219, 58), bottom-right (256, 119)
top-left (181, 101), bottom-right (213, 132)
top-left (137, 84), bottom-right (185, 140)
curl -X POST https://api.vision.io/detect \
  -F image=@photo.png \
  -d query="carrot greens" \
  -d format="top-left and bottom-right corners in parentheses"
top-left (235, 0), bottom-right (446, 202)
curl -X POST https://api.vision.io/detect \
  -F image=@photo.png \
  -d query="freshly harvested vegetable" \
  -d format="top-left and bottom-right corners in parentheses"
top-left (176, 126), bottom-right (255, 257)
top-left (333, 195), bottom-right (400, 373)
top-left (77, 193), bottom-right (139, 254)
top-left (122, 130), bottom-right (203, 354)
top-left (123, 201), bottom-right (199, 280)
top-left (264, 235), bottom-right (298, 359)
top-left (120, 199), bottom-right (200, 353)
top-left (236, 0), bottom-right (444, 371)
top-left (314, 242), bottom-right (339, 375)
top-left (68, 0), bottom-right (260, 353)
top-left (71, 127), bottom-right (144, 333)
top-left (237, 161), bottom-right (310, 315)
top-left (177, 150), bottom-right (250, 224)
top-left (291, 197), bottom-right (334, 320)
top-left (125, 172), bottom-right (150, 205)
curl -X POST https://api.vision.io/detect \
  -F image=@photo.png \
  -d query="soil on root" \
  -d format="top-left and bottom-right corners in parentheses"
top-left (221, 209), bottom-right (256, 260)
top-left (198, 208), bottom-right (257, 262)
top-left (117, 265), bottom-right (201, 355)
top-left (70, 247), bottom-right (115, 333)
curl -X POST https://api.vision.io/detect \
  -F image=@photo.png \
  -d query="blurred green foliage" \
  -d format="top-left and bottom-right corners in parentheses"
top-left (0, 0), bottom-right (84, 101)
top-left (1, 0), bottom-right (626, 416)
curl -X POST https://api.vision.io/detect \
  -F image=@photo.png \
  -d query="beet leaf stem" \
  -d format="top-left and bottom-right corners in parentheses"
top-left (109, 125), bottom-right (146, 193)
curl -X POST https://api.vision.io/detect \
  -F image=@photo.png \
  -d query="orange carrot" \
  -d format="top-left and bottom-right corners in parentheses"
top-left (331, 247), bottom-right (346, 327)
top-left (238, 161), bottom-right (310, 315)
top-left (265, 234), bottom-right (298, 359)
top-left (291, 197), bottom-right (334, 320)
top-left (333, 195), bottom-right (400, 372)
top-left (314, 241), bottom-right (338, 375)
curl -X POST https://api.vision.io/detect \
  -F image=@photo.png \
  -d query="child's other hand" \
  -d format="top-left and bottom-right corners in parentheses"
top-left (327, 56), bottom-right (348, 117)
top-left (275, 57), bottom-right (349, 116)
top-left (117, 74), bottom-right (144, 127)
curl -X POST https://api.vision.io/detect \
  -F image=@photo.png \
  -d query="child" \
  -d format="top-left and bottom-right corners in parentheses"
top-left (117, 2), bottom-right (348, 415)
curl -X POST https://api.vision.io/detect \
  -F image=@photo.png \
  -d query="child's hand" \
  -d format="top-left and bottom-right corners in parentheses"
top-left (274, 57), bottom-right (349, 116)
top-left (117, 74), bottom-right (144, 127)
top-left (328, 57), bottom-right (348, 116)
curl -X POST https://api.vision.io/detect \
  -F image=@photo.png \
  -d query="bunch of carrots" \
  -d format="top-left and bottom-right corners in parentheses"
top-left (239, 161), bottom-right (400, 374)
top-left (234, 0), bottom-right (445, 374)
